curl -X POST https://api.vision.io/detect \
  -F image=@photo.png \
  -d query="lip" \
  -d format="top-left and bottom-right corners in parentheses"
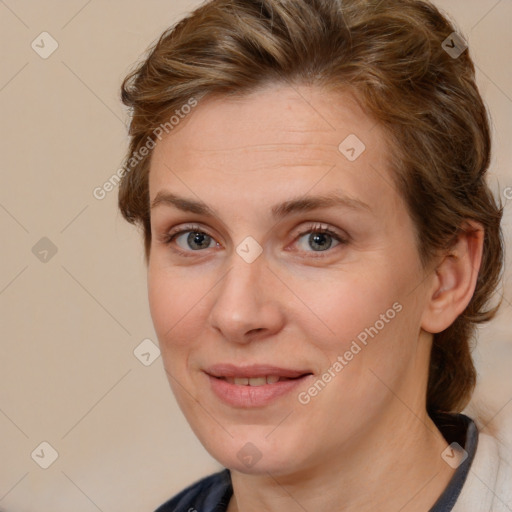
top-left (204, 364), bottom-right (313, 408)
top-left (205, 364), bottom-right (310, 379)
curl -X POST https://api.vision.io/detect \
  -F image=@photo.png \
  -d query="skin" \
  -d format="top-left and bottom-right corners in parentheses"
top-left (147, 83), bottom-right (484, 512)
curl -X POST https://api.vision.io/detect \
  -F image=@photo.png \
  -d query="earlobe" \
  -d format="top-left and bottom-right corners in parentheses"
top-left (421, 222), bottom-right (484, 334)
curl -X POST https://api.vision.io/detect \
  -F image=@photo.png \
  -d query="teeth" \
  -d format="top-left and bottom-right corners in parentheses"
top-left (248, 377), bottom-right (267, 386)
top-left (227, 376), bottom-right (282, 386)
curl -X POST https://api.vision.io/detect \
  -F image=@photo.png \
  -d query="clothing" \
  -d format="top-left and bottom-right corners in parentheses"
top-left (155, 470), bottom-right (232, 512)
top-left (155, 412), bottom-right (511, 511)
top-left (451, 416), bottom-right (512, 512)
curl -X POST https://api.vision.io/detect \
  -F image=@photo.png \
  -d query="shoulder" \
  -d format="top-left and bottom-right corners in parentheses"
top-left (452, 418), bottom-right (512, 511)
top-left (154, 469), bottom-right (232, 512)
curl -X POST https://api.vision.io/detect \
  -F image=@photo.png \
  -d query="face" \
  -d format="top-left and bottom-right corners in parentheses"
top-left (147, 84), bottom-right (434, 476)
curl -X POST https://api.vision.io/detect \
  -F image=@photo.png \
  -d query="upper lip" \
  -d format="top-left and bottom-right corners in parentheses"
top-left (204, 364), bottom-right (312, 379)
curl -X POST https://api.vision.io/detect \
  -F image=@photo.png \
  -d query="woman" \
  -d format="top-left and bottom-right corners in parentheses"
top-left (117, 0), bottom-right (510, 510)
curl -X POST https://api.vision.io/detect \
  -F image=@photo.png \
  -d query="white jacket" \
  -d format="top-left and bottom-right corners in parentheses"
top-left (454, 406), bottom-right (512, 510)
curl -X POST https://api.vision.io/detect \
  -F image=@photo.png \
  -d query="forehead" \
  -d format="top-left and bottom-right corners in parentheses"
top-left (148, 84), bottom-right (400, 215)
top-left (154, 84), bottom-right (385, 159)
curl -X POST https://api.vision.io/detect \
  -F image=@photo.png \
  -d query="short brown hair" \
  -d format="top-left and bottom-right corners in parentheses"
top-left (118, 0), bottom-right (504, 414)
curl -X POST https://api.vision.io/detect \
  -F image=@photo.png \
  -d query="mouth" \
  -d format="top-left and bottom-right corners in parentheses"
top-left (205, 364), bottom-right (312, 382)
top-left (217, 375), bottom-right (310, 386)
top-left (204, 364), bottom-right (314, 407)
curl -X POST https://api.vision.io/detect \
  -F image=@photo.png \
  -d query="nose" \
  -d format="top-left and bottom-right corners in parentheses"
top-left (207, 250), bottom-right (286, 344)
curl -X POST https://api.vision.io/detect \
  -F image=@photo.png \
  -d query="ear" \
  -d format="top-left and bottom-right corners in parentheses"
top-left (421, 221), bottom-right (484, 334)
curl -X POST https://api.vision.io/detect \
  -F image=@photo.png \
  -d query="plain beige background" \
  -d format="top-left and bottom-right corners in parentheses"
top-left (0, 1), bottom-right (511, 511)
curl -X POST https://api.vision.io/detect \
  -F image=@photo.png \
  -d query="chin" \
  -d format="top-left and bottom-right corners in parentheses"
top-left (199, 427), bottom-right (310, 476)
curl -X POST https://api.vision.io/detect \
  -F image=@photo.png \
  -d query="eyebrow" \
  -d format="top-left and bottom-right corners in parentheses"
top-left (150, 191), bottom-right (371, 219)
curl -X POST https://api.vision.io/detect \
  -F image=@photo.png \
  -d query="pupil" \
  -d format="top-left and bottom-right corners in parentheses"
top-left (188, 232), bottom-right (209, 249)
top-left (310, 233), bottom-right (331, 251)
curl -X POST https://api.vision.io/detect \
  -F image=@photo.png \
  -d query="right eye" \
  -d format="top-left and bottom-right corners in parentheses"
top-left (163, 224), bottom-right (220, 255)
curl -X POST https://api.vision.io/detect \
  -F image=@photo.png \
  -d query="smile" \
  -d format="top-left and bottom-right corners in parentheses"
top-left (204, 364), bottom-right (313, 407)
top-left (223, 376), bottom-right (291, 386)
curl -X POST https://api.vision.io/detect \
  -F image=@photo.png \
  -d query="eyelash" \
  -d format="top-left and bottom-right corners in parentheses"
top-left (161, 223), bottom-right (348, 258)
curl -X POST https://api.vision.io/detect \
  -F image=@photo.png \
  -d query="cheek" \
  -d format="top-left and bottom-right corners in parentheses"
top-left (291, 264), bottom-right (425, 396)
top-left (147, 264), bottom-right (210, 357)
top-left (290, 267), bottom-right (405, 348)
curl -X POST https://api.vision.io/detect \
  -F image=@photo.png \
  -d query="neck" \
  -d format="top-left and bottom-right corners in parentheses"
top-left (227, 408), bottom-right (456, 512)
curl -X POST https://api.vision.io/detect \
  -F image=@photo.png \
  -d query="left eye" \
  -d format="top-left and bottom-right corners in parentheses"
top-left (295, 228), bottom-right (343, 252)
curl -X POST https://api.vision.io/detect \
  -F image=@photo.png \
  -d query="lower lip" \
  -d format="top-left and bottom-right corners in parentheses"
top-left (206, 374), bottom-right (312, 408)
